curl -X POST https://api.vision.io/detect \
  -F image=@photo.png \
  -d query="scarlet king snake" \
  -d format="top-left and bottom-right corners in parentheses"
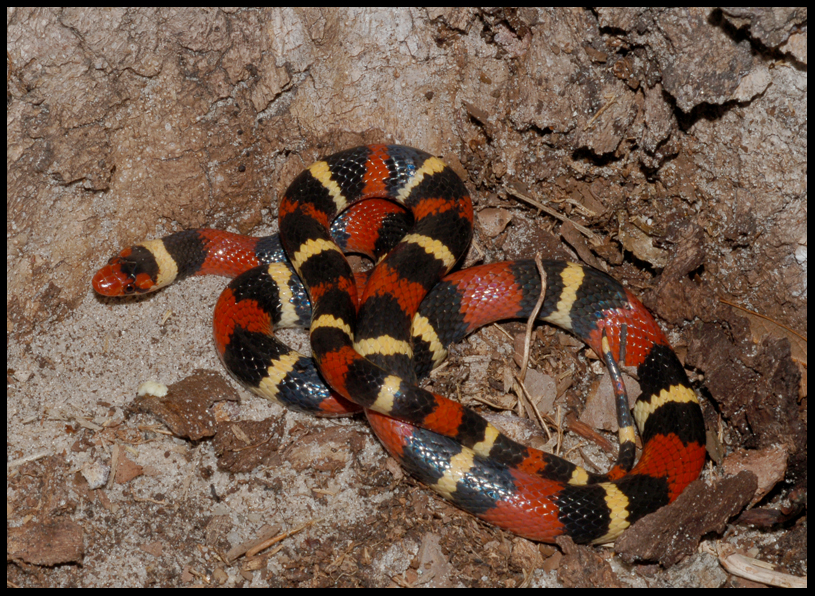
top-left (93, 144), bottom-right (706, 544)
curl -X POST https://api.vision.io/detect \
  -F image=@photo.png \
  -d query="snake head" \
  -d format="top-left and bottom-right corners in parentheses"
top-left (92, 249), bottom-right (158, 296)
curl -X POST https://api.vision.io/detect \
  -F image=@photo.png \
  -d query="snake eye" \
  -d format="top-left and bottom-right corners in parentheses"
top-left (124, 277), bottom-right (137, 294)
top-left (118, 261), bottom-right (140, 294)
